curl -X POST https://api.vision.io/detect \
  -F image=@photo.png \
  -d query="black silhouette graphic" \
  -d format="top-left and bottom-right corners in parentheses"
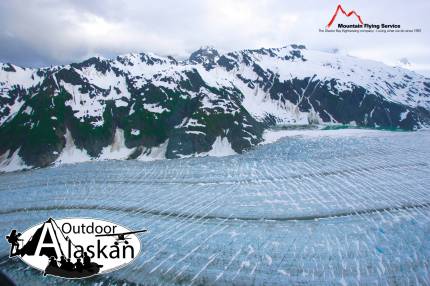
top-left (64, 258), bottom-right (74, 271)
top-left (74, 258), bottom-right (84, 272)
top-left (7, 218), bottom-right (66, 259)
top-left (17, 218), bottom-right (63, 258)
top-left (5, 230), bottom-right (22, 257)
top-left (6, 218), bottom-right (103, 278)
top-left (83, 252), bottom-right (91, 268)
top-left (43, 252), bottom-right (103, 278)
top-left (48, 256), bottom-right (58, 268)
top-left (95, 229), bottom-right (147, 245)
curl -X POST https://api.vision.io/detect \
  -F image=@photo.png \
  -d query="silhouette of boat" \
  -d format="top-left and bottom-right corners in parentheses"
top-left (44, 262), bottom-right (103, 278)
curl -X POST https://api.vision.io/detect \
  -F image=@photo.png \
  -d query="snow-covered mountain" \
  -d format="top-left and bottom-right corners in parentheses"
top-left (1, 45), bottom-right (430, 171)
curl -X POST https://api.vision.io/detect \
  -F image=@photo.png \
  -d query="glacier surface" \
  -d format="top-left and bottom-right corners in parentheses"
top-left (0, 129), bottom-right (429, 285)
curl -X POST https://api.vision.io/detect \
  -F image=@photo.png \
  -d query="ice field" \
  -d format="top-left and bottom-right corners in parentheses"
top-left (0, 129), bottom-right (430, 285)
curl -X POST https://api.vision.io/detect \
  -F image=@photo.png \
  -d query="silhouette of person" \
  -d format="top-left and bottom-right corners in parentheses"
top-left (5, 230), bottom-right (22, 257)
top-left (44, 256), bottom-right (58, 276)
top-left (83, 252), bottom-right (91, 269)
top-left (59, 256), bottom-right (67, 270)
top-left (47, 256), bottom-right (58, 268)
top-left (64, 258), bottom-right (74, 271)
top-left (74, 258), bottom-right (84, 272)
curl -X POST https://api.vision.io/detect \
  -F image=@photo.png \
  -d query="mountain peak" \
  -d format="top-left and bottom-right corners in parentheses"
top-left (398, 57), bottom-right (412, 67)
top-left (189, 46), bottom-right (220, 65)
top-left (286, 44), bottom-right (306, 50)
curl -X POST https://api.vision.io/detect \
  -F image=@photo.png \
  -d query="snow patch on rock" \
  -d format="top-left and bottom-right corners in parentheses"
top-left (143, 103), bottom-right (169, 113)
top-left (206, 136), bottom-right (236, 157)
top-left (55, 129), bottom-right (91, 165)
top-left (99, 129), bottom-right (135, 160)
top-left (131, 129), bottom-right (140, 136)
top-left (137, 140), bottom-right (168, 161)
top-left (0, 148), bottom-right (31, 172)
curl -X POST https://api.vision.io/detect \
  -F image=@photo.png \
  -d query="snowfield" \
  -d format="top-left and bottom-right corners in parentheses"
top-left (0, 129), bottom-right (430, 285)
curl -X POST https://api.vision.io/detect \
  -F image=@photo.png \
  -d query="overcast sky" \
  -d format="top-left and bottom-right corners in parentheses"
top-left (0, 0), bottom-right (429, 75)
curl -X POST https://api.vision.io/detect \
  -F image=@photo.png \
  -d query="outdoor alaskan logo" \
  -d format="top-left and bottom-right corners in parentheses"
top-left (5, 217), bottom-right (147, 279)
top-left (320, 4), bottom-right (421, 33)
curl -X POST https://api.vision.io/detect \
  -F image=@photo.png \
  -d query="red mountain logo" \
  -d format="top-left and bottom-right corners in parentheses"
top-left (327, 4), bottom-right (364, 28)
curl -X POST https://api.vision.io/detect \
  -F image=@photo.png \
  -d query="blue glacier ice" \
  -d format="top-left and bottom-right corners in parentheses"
top-left (0, 129), bottom-right (430, 285)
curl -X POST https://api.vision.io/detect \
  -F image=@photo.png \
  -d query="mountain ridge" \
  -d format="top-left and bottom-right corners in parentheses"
top-left (1, 44), bottom-right (429, 172)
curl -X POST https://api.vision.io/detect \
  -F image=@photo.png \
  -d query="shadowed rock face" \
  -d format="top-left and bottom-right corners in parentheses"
top-left (0, 45), bottom-right (429, 169)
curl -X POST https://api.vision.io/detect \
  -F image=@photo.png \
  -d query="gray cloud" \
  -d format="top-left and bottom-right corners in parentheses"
top-left (0, 0), bottom-right (429, 75)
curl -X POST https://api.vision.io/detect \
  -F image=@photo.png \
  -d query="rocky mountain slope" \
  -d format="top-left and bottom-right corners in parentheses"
top-left (1, 45), bottom-right (429, 171)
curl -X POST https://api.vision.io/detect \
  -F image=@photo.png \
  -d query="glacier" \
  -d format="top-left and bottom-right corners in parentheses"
top-left (0, 129), bottom-right (430, 285)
